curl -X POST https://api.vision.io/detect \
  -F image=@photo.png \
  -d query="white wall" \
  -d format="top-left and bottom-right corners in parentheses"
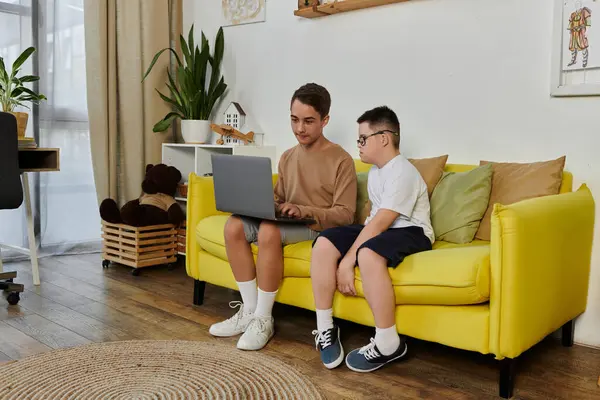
top-left (185, 0), bottom-right (600, 347)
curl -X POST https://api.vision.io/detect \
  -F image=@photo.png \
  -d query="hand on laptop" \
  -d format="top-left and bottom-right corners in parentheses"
top-left (278, 203), bottom-right (301, 218)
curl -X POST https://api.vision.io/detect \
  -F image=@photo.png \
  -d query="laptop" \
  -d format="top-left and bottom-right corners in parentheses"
top-left (211, 154), bottom-right (316, 225)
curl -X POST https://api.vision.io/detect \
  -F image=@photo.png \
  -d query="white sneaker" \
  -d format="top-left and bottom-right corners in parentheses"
top-left (236, 316), bottom-right (275, 351)
top-left (209, 301), bottom-right (254, 337)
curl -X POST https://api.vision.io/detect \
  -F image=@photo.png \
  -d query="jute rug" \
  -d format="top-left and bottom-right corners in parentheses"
top-left (0, 340), bottom-right (324, 399)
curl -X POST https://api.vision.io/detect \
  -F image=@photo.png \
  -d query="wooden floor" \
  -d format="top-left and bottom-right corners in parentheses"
top-left (1, 254), bottom-right (599, 399)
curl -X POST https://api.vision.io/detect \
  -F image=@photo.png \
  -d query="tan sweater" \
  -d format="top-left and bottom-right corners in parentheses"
top-left (274, 142), bottom-right (357, 231)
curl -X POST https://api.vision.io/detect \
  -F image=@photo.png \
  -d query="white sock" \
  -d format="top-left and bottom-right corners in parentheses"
top-left (316, 308), bottom-right (334, 332)
top-left (375, 325), bottom-right (400, 356)
top-left (254, 288), bottom-right (278, 318)
top-left (237, 279), bottom-right (257, 314)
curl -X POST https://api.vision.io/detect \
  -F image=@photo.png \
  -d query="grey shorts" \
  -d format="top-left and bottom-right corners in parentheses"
top-left (238, 216), bottom-right (319, 245)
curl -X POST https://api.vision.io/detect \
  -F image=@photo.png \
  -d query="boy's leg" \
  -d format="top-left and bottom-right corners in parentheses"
top-left (310, 225), bottom-right (363, 369)
top-left (311, 237), bottom-right (341, 313)
top-left (345, 227), bottom-right (431, 372)
top-left (237, 221), bottom-right (318, 351)
top-left (209, 216), bottom-right (260, 337)
top-left (357, 248), bottom-right (399, 352)
top-left (344, 247), bottom-right (406, 372)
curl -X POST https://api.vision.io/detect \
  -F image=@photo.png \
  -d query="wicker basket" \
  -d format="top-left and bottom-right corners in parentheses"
top-left (178, 183), bottom-right (188, 198)
top-left (101, 222), bottom-right (177, 274)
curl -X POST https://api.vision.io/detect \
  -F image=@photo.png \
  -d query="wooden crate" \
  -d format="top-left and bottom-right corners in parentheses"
top-left (101, 222), bottom-right (177, 270)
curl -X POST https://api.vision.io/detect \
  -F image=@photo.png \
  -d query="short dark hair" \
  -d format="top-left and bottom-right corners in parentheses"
top-left (291, 83), bottom-right (331, 119)
top-left (357, 106), bottom-right (400, 148)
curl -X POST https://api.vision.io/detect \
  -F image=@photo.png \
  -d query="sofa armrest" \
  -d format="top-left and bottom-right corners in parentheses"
top-left (489, 184), bottom-right (595, 359)
top-left (185, 173), bottom-right (228, 279)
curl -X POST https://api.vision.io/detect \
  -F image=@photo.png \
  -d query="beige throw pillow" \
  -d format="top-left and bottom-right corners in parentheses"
top-left (408, 155), bottom-right (449, 198)
top-left (475, 156), bottom-right (566, 241)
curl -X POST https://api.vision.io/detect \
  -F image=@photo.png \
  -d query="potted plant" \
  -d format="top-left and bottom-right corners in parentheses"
top-left (0, 46), bottom-right (47, 137)
top-left (143, 25), bottom-right (227, 144)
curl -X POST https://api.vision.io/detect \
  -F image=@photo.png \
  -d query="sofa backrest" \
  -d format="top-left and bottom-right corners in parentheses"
top-left (353, 160), bottom-right (573, 194)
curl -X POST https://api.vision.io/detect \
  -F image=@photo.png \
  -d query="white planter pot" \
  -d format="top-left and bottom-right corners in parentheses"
top-left (181, 120), bottom-right (212, 144)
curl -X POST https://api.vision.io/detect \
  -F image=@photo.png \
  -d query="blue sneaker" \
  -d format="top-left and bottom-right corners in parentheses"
top-left (312, 325), bottom-right (344, 369)
top-left (345, 337), bottom-right (408, 373)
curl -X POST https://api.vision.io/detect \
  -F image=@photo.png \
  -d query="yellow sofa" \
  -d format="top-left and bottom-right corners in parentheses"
top-left (185, 160), bottom-right (595, 398)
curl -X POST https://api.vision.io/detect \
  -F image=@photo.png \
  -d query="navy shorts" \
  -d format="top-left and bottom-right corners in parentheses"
top-left (314, 224), bottom-right (432, 268)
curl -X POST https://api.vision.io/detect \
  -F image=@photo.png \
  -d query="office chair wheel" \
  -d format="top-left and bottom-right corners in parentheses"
top-left (6, 292), bottom-right (20, 306)
top-left (131, 268), bottom-right (140, 276)
top-left (102, 260), bottom-right (110, 269)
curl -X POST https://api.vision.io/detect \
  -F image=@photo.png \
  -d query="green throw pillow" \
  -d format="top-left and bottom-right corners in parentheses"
top-left (430, 163), bottom-right (493, 244)
top-left (356, 171), bottom-right (370, 224)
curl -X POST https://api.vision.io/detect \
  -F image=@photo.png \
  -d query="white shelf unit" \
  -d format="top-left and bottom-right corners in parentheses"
top-left (162, 143), bottom-right (277, 256)
top-left (162, 144), bottom-right (277, 182)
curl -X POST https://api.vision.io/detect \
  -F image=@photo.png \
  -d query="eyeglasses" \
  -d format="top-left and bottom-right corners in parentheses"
top-left (357, 130), bottom-right (399, 147)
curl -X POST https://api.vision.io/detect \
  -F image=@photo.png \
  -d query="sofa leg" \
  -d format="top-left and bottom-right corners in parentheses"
top-left (562, 319), bottom-right (574, 347)
top-left (193, 280), bottom-right (206, 306)
top-left (499, 358), bottom-right (517, 399)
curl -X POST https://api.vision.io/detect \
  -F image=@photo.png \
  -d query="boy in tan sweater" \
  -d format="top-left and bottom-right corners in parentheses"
top-left (209, 83), bottom-right (357, 351)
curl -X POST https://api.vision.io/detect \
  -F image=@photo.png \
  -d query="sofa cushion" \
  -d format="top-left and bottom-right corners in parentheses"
top-left (197, 215), bottom-right (490, 306)
top-left (196, 215), bottom-right (313, 278)
top-left (408, 155), bottom-right (449, 198)
top-left (475, 156), bottom-right (566, 240)
top-left (355, 171), bottom-right (370, 224)
top-left (430, 163), bottom-right (493, 244)
top-left (355, 245), bottom-right (490, 305)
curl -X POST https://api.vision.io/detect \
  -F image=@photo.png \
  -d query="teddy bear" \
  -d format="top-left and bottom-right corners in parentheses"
top-left (99, 164), bottom-right (185, 227)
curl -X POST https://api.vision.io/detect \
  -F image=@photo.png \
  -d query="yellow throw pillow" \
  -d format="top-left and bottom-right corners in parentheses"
top-left (475, 156), bottom-right (566, 241)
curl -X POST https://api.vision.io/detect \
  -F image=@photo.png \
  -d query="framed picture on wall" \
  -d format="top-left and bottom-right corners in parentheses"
top-left (551, 0), bottom-right (600, 96)
top-left (222, 0), bottom-right (266, 27)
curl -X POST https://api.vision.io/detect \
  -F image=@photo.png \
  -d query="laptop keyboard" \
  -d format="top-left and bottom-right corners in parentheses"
top-left (275, 214), bottom-right (301, 221)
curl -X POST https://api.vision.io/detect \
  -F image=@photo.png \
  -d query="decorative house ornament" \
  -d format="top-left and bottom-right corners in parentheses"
top-left (225, 102), bottom-right (246, 131)
top-left (222, 102), bottom-right (249, 145)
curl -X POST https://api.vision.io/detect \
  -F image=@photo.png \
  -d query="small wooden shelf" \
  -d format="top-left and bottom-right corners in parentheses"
top-left (18, 148), bottom-right (60, 172)
top-left (295, 0), bottom-right (409, 18)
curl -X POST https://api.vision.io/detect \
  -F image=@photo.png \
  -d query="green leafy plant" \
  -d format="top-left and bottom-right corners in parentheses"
top-left (143, 25), bottom-right (227, 132)
top-left (0, 46), bottom-right (46, 112)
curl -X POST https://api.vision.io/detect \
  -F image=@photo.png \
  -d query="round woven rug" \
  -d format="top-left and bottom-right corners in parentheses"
top-left (0, 340), bottom-right (324, 399)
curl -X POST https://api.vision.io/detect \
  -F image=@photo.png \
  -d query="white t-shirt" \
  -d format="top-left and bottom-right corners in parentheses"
top-left (364, 154), bottom-right (435, 243)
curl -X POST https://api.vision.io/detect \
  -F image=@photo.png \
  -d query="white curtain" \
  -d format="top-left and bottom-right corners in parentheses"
top-left (0, 0), bottom-right (100, 260)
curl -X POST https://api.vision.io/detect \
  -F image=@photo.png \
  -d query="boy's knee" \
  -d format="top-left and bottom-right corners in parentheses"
top-left (257, 221), bottom-right (281, 246)
top-left (224, 216), bottom-right (245, 241)
top-left (357, 247), bottom-right (385, 269)
top-left (312, 236), bottom-right (339, 259)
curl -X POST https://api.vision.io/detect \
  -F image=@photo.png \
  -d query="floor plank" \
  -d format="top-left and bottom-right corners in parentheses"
top-left (17, 291), bottom-right (135, 343)
top-left (0, 296), bottom-right (33, 321)
top-left (0, 321), bottom-right (52, 359)
top-left (3, 314), bottom-right (91, 349)
top-left (1, 254), bottom-right (599, 399)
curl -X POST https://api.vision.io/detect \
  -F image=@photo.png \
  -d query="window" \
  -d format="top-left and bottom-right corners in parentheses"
top-left (0, 0), bottom-right (100, 258)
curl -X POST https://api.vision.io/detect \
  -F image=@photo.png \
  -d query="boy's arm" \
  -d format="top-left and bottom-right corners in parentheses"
top-left (337, 209), bottom-right (399, 295)
top-left (342, 209), bottom-right (399, 263)
top-left (295, 157), bottom-right (357, 231)
top-left (338, 172), bottom-right (420, 295)
top-left (273, 156), bottom-right (286, 207)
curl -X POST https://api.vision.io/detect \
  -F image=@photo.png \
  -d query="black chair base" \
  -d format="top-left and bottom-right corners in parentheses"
top-left (1, 271), bottom-right (24, 305)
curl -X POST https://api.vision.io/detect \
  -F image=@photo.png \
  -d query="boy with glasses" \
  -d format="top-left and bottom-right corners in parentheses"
top-left (310, 105), bottom-right (434, 372)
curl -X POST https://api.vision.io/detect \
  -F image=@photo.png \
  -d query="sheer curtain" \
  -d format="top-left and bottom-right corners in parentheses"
top-left (0, 0), bottom-right (100, 260)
